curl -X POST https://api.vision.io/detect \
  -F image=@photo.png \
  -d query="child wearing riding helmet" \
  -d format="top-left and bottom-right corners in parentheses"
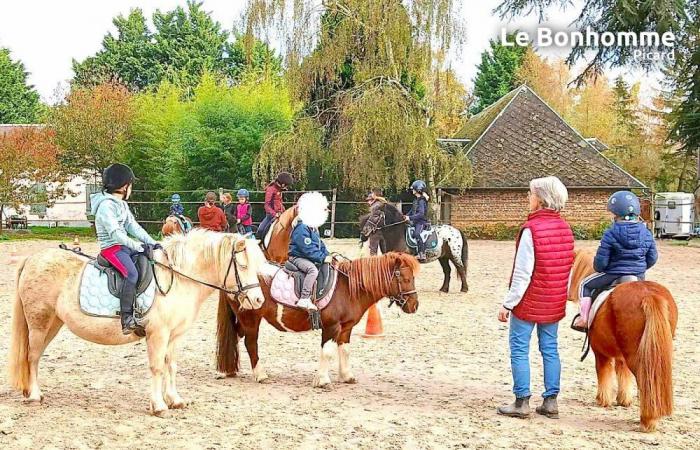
top-left (288, 192), bottom-right (333, 310)
top-left (90, 163), bottom-right (160, 335)
top-left (235, 189), bottom-right (254, 235)
top-left (169, 193), bottom-right (192, 233)
top-left (404, 180), bottom-right (430, 262)
top-left (573, 191), bottom-right (658, 330)
top-left (256, 172), bottom-right (294, 240)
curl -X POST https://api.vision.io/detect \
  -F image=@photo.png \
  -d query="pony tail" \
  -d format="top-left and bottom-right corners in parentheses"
top-left (216, 292), bottom-right (240, 376)
top-left (8, 257), bottom-right (30, 395)
top-left (638, 290), bottom-right (674, 431)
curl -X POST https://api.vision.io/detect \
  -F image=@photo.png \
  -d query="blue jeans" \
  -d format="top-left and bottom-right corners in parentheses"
top-left (509, 315), bottom-right (560, 398)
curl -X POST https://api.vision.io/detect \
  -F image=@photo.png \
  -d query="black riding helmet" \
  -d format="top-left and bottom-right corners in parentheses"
top-left (103, 163), bottom-right (136, 193)
top-left (275, 171), bottom-right (294, 186)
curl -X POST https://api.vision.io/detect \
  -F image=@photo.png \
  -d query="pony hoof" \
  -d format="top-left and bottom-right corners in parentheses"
top-left (461, 287), bottom-right (469, 293)
top-left (23, 396), bottom-right (43, 405)
top-left (439, 288), bottom-right (449, 294)
top-left (616, 399), bottom-right (633, 408)
top-left (313, 376), bottom-right (332, 389)
top-left (342, 377), bottom-right (357, 384)
top-left (152, 408), bottom-right (170, 418)
top-left (169, 401), bottom-right (188, 410)
top-left (640, 420), bottom-right (658, 433)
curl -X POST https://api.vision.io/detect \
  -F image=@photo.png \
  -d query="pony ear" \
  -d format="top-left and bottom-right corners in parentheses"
top-left (234, 238), bottom-right (246, 253)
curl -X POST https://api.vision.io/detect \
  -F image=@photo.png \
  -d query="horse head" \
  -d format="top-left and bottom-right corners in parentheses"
top-left (388, 252), bottom-right (421, 313)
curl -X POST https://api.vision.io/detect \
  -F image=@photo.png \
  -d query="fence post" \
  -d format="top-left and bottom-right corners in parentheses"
top-left (330, 188), bottom-right (337, 238)
top-left (437, 188), bottom-right (443, 223)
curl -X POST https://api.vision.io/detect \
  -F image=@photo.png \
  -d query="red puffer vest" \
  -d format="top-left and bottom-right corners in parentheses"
top-left (511, 209), bottom-right (574, 323)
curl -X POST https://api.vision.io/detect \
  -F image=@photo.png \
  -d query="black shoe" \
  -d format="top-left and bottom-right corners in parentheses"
top-left (121, 314), bottom-right (137, 335)
top-left (497, 396), bottom-right (531, 418)
top-left (536, 395), bottom-right (559, 419)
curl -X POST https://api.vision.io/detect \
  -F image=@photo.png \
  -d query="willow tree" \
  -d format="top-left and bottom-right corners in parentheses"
top-left (248, 0), bottom-right (471, 207)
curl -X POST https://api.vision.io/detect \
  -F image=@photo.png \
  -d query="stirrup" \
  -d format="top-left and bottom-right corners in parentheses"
top-left (570, 314), bottom-right (588, 333)
top-left (308, 310), bottom-right (322, 330)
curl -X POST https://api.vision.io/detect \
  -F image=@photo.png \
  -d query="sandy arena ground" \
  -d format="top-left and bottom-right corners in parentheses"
top-left (0, 238), bottom-right (699, 449)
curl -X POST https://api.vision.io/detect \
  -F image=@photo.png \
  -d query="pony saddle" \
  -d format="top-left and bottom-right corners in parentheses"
top-left (95, 253), bottom-right (154, 298)
top-left (269, 262), bottom-right (338, 310)
top-left (79, 255), bottom-right (156, 319)
top-left (406, 226), bottom-right (439, 250)
top-left (581, 275), bottom-right (640, 331)
top-left (169, 215), bottom-right (191, 233)
top-left (590, 275), bottom-right (640, 302)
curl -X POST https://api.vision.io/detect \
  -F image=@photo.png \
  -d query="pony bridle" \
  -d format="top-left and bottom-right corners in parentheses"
top-left (223, 247), bottom-right (260, 301)
top-left (388, 266), bottom-right (416, 308)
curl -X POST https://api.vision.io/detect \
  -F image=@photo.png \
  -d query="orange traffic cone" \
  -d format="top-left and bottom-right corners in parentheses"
top-left (362, 304), bottom-right (385, 338)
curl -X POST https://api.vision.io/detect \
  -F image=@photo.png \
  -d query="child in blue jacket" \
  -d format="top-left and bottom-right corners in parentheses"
top-left (574, 191), bottom-right (657, 329)
top-left (404, 180), bottom-right (430, 261)
top-left (288, 192), bottom-right (332, 310)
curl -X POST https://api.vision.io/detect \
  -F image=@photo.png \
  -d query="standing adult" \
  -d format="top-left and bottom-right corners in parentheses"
top-left (255, 172), bottom-right (294, 240)
top-left (364, 188), bottom-right (387, 256)
top-left (220, 192), bottom-right (236, 231)
top-left (198, 191), bottom-right (228, 232)
top-left (496, 176), bottom-right (574, 419)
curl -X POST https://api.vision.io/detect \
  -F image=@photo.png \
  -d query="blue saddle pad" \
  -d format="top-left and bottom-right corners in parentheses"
top-left (406, 226), bottom-right (439, 250)
top-left (79, 262), bottom-right (156, 318)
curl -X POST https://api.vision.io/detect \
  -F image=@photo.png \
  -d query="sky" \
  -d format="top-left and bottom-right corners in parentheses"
top-left (0, 0), bottom-right (662, 104)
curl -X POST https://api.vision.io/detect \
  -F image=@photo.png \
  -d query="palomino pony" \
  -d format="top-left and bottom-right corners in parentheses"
top-left (216, 252), bottom-right (420, 388)
top-left (162, 215), bottom-right (193, 236)
top-left (8, 229), bottom-right (266, 416)
top-left (262, 206), bottom-right (298, 263)
top-left (569, 249), bottom-right (678, 432)
top-left (359, 202), bottom-right (469, 293)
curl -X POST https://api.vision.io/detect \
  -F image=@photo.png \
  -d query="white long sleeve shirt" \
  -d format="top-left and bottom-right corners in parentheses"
top-left (502, 229), bottom-right (535, 310)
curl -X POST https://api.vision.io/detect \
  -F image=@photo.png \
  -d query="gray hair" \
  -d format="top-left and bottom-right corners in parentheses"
top-left (529, 176), bottom-right (568, 211)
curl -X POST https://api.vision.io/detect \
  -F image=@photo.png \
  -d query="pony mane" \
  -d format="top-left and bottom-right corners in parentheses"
top-left (273, 206), bottom-right (298, 235)
top-left (161, 228), bottom-right (235, 274)
top-left (337, 252), bottom-right (420, 300)
top-left (382, 202), bottom-right (405, 223)
top-left (568, 248), bottom-right (595, 302)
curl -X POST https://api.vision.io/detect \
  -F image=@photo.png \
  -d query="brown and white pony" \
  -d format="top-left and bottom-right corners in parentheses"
top-left (216, 252), bottom-right (420, 388)
top-left (262, 206), bottom-right (298, 263)
top-left (8, 230), bottom-right (266, 416)
top-left (162, 215), bottom-right (193, 236)
top-left (569, 249), bottom-right (678, 432)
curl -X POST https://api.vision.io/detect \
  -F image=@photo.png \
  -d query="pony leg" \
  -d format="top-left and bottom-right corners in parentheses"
top-left (314, 325), bottom-right (339, 388)
top-left (438, 257), bottom-right (451, 293)
top-left (244, 319), bottom-right (268, 383)
top-left (337, 329), bottom-right (356, 384)
top-left (146, 330), bottom-right (170, 416)
top-left (164, 335), bottom-right (188, 409)
top-left (615, 359), bottom-right (634, 407)
top-left (24, 316), bottom-right (62, 403)
top-left (595, 353), bottom-right (615, 407)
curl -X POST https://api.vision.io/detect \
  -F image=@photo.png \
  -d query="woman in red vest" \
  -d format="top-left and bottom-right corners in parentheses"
top-left (496, 176), bottom-right (574, 420)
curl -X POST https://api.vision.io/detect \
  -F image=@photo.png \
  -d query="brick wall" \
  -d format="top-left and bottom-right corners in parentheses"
top-left (445, 188), bottom-right (614, 228)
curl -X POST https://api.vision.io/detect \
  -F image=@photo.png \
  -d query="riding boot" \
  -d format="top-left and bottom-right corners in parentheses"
top-left (120, 281), bottom-right (138, 335)
top-left (573, 297), bottom-right (592, 329)
top-left (497, 396), bottom-right (531, 418)
top-left (535, 395), bottom-right (559, 419)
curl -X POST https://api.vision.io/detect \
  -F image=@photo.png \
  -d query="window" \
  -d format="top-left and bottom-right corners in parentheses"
top-left (667, 201), bottom-right (676, 209)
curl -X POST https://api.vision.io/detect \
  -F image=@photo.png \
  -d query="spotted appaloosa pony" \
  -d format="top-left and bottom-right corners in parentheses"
top-left (216, 252), bottom-right (420, 388)
top-left (262, 206), bottom-right (297, 263)
top-left (8, 230), bottom-right (265, 416)
top-left (359, 202), bottom-right (468, 293)
top-left (162, 215), bottom-right (193, 236)
top-left (569, 249), bottom-right (678, 432)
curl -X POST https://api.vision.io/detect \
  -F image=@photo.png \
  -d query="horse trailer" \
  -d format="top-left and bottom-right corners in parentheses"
top-left (653, 192), bottom-right (697, 239)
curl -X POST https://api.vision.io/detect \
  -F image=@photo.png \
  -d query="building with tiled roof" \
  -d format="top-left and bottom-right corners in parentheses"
top-left (437, 85), bottom-right (649, 229)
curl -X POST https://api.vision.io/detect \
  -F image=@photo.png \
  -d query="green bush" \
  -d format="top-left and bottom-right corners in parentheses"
top-left (461, 220), bottom-right (611, 241)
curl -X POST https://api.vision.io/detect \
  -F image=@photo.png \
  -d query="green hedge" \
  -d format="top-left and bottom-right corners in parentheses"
top-left (461, 221), bottom-right (610, 241)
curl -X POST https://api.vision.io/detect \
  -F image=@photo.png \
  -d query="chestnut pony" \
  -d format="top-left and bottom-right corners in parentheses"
top-left (216, 252), bottom-right (420, 388)
top-left (569, 249), bottom-right (678, 432)
top-left (162, 215), bottom-right (193, 236)
top-left (262, 206), bottom-right (298, 263)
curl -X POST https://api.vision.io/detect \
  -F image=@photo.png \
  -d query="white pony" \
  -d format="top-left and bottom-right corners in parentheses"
top-left (8, 229), bottom-right (266, 416)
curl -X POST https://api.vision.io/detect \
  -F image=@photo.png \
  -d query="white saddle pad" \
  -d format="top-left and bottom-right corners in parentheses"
top-left (79, 262), bottom-right (156, 318)
top-left (589, 289), bottom-right (613, 328)
top-left (263, 220), bottom-right (278, 248)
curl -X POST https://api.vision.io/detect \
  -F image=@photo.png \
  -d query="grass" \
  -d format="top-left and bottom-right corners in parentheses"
top-left (0, 226), bottom-right (96, 241)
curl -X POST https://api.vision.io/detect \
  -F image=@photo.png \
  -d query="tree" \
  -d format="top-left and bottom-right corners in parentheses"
top-left (0, 48), bottom-right (41, 123)
top-left (471, 36), bottom-right (528, 113)
top-left (49, 82), bottom-right (135, 179)
top-left (72, 2), bottom-right (282, 91)
top-left (247, 0), bottom-right (471, 209)
top-left (516, 49), bottom-right (571, 117)
top-left (0, 127), bottom-right (69, 233)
